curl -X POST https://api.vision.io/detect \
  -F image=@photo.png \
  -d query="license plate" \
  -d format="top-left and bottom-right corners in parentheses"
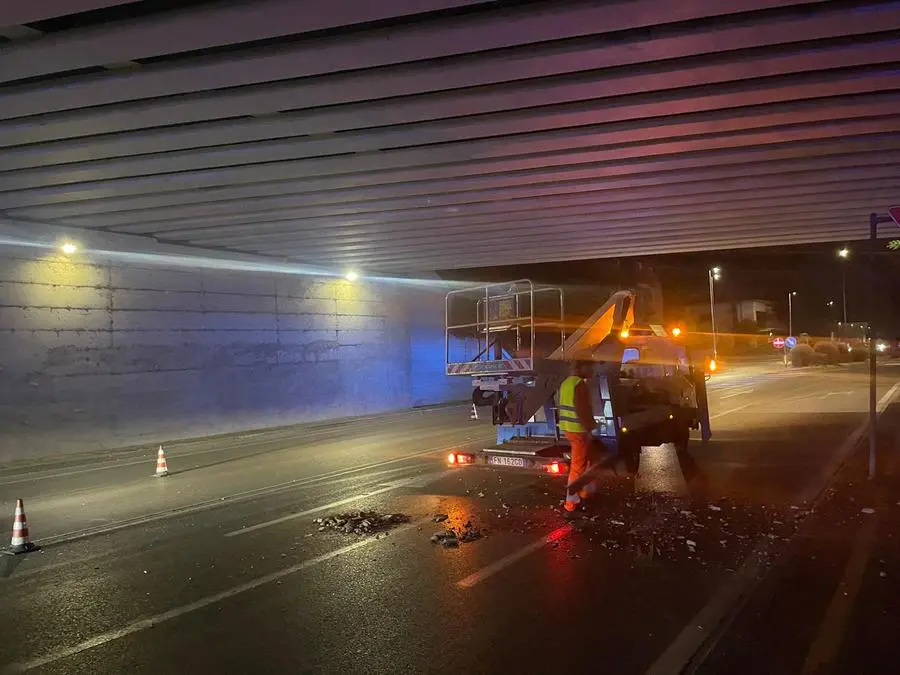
top-left (488, 455), bottom-right (525, 468)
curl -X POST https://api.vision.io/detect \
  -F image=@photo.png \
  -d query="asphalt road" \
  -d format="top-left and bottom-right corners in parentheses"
top-left (2, 359), bottom-right (900, 674)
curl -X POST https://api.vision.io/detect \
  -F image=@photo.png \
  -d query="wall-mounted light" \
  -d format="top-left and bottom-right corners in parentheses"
top-left (61, 242), bottom-right (78, 255)
top-left (344, 270), bottom-right (359, 282)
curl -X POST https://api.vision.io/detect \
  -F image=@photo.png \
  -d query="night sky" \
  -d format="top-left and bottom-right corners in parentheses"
top-left (445, 237), bottom-right (900, 339)
top-left (647, 238), bottom-right (900, 338)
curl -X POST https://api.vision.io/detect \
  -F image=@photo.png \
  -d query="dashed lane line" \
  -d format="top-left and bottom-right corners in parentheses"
top-left (456, 525), bottom-right (573, 589)
top-left (34, 441), bottom-right (474, 547)
top-left (223, 469), bottom-right (453, 537)
top-left (3, 518), bottom-right (432, 674)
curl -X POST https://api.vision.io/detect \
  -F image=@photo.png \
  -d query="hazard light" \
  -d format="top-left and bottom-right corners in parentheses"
top-left (447, 452), bottom-right (474, 465)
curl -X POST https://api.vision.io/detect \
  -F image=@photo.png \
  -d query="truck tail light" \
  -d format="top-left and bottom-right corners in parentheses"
top-left (545, 461), bottom-right (568, 475)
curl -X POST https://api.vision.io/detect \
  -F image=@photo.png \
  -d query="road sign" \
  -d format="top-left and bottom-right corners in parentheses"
top-left (785, 336), bottom-right (798, 349)
top-left (889, 206), bottom-right (900, 228)
top-left (773, 337), bottom-right (785, 349)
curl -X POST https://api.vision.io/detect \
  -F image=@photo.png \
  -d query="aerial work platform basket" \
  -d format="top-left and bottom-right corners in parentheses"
top-left (445, 279), bottom-right (566, 377)
top-left (444, 280), bottom-right (710, 475)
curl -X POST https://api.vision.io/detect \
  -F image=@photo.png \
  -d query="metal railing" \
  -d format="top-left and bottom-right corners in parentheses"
top-left (445, 280), bottom-right (565, 372)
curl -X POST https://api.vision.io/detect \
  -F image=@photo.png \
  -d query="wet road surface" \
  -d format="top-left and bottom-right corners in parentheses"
top-left (2, 359), bottom-right (900, 674)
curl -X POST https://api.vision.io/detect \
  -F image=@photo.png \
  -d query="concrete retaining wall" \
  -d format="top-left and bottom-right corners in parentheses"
top-left (0, 250), bottom-right (469, 461)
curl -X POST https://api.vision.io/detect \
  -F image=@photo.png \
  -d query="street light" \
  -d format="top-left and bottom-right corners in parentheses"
top-left (708, 267), bottom-right (721, 358)
top-left (837, 247), bottom-right (849, 324)
top-left (788, 291), bottom-right (797, 336)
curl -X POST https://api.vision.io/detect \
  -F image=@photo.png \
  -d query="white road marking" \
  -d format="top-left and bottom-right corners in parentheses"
top-left (456, 525), bottom-right (573, 589)
top-left (719, 388), bottom-right (754, 400)
top-left (224, 485), bottom-right (400, 537)
top-left (223, 470), bottom-right (450, 537)
top-left (4, 519), bottom-right (429, 674)
top-left (644, 380), bottom-right (900, 675)
top-left (36, 442), bottom-right (471, 547)
top-left (0, 413), bottom-right (475, 485)
top-left (800, 515), bottom-right (879, 675)
top-left (709, 402), bottom-right (756, 420)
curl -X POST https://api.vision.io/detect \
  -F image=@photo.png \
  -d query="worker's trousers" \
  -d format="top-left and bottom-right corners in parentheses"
top-left (563, 431), bottom-right (597, 512)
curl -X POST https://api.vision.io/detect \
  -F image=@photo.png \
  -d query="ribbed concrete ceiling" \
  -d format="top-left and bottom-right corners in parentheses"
top-left (1, 0), bottom-right (898, 274)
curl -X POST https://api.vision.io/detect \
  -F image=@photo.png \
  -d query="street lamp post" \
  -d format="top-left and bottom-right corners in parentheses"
top-left (837, 247), bottom-right (849, 325)
top-left (783, 291), bottom-right (798, 368)
top-left (788, 291), bottom-right (797, 336)
top-left (708, 267), bottom-right (721, 358)
top-left (827, 300), bottom-right (836, 339)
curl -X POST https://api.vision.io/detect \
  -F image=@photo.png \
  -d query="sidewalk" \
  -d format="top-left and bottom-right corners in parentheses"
top-left (695, 400), bottom-right (900, 675)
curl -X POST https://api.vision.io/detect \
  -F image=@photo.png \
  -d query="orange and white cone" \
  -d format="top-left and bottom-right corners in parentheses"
top-left (3, 498), bottom-right (39, 555)
top-left (155, 445), bottom-right (169, 477)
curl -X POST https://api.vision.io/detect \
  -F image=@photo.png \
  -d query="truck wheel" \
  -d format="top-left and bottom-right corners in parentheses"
top-left (618, 436), bottom-right (641, 474)
top-left (671, 419), bottom-right (690, 453)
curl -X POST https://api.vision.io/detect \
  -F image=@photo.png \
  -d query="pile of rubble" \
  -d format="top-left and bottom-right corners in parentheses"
top-left (563, 493), bottom-right (804, 567)
top-left (430, 514), bottom-right (485, 549)
top-left (313, 510), bottom-right (410, 536)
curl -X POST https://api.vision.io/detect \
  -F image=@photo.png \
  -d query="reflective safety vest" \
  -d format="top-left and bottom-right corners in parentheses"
top-left (557, 375), bottom-right (585, 433)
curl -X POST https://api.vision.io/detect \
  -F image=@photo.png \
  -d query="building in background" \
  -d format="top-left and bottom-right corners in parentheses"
top-left (680, 299), bottom-right (780, 352)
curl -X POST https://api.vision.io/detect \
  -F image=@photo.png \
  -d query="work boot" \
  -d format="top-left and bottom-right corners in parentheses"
top-left (563, 509), bottom-right (582, 523)
top-left (579, 500), bottom-right (601, 518)
top-left (562, 506), bottom-right (582, 521)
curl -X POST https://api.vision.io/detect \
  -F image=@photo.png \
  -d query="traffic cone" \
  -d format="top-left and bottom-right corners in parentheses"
top-left (155, 445), bottom-right (169, 477)
top-left (3, 498), bottom-right (39, 555)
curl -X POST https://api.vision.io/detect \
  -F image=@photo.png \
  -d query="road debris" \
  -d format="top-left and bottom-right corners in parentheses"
top-left (459, 521), bottom-right (484, 543)
top-left (861, 508), bottom-right (875, 515)
top-left (430, 520), bottom-right (485, 548)
top-left (313, 511), bottom-right (410, 536)
top-left (430, 530), bottom-right (459, 548)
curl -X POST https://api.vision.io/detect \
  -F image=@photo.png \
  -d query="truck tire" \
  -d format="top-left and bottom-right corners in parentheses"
top-left (618, 435), bottom-right (641, 474)
top-left (670, 418), bottom-right (690, 453)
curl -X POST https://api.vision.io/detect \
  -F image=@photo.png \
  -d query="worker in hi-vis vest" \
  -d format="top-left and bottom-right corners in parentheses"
top-left (557, 362), bottom-right (598, 517)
